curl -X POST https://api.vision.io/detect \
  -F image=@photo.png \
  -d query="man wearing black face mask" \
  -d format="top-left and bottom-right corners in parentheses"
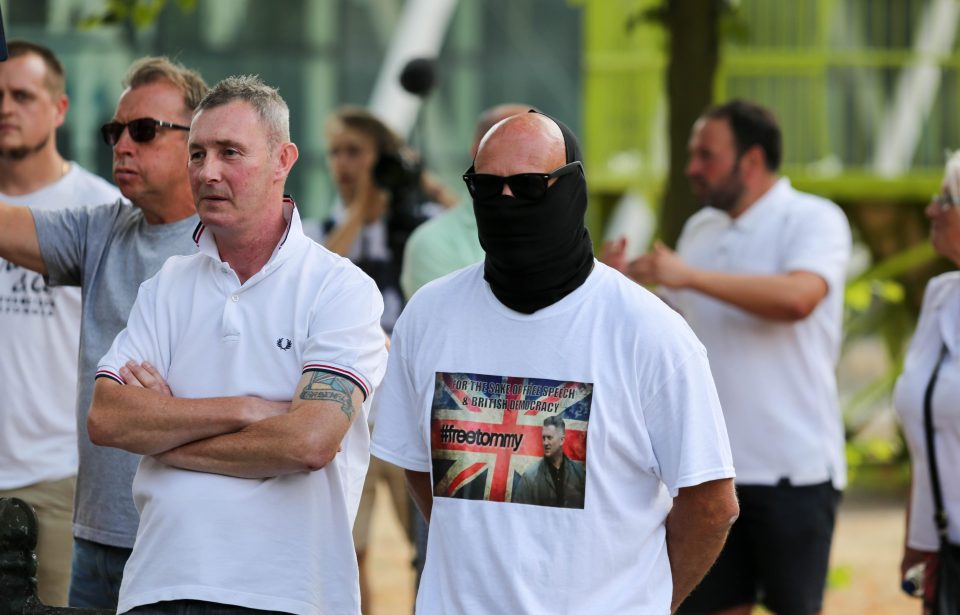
top-left (370, 111), bottom-right (739, 614)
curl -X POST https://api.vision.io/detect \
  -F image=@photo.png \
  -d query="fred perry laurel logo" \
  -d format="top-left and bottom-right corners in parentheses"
top-left (276, 337), bottom-right (292, 350)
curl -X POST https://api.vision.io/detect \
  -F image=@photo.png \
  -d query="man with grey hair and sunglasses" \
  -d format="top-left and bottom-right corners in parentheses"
top-left (0, 56), bottom-right (207, 609)
top-left (88, 75), bottom-right (387, 615)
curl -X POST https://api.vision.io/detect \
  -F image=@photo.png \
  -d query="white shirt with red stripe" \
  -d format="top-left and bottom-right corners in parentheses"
top-left (97, 200), bottom-right (386, 615)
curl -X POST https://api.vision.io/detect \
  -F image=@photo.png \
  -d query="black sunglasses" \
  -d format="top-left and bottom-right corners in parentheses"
top-left (462, 160), bottom-right (583, 200)
top-left (100, 117), bottom-right (190, 147)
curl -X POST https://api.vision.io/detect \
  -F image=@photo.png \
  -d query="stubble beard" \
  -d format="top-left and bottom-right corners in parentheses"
top-left (704, 163), bottom-right (746, 214)
top-left (0, 134), bottom-right (50, 161)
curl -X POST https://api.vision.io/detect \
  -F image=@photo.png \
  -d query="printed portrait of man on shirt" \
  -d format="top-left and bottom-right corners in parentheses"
top-left (430, 372), bottom-right (590, 509)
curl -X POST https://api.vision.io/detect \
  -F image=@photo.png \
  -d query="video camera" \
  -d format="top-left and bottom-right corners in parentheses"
top-left (372, 148), bottom-right (429, 261)
top-left (373, 149), bottom-right (422, 197)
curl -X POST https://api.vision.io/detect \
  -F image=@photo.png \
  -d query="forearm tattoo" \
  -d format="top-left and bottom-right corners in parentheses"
top-left (299, 371), bottom-right (357, 421)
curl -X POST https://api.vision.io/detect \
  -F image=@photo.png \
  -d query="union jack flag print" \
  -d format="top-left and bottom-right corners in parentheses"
top-left (430, 372), bottom-right (592, 504)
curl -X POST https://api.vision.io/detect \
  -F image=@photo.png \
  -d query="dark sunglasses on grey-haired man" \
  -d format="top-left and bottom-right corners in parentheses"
top-left (100, 117), bottom-right (190, 147)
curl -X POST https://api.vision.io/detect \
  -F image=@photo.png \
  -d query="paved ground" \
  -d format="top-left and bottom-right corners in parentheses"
top-left (363, 485), bottom-right (922, 615)
top-left (824, 493), bottom-right (919, 615)
top-left (365, 484), bottom-right (415, 615)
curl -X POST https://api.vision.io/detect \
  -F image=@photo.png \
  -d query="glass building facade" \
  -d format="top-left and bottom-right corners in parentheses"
top-left (3, 0), bottom-right (583, 219)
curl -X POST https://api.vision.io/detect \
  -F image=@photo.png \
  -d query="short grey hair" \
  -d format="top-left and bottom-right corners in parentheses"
top-left (196, 75), bottom-right (289, 147)
top-left (124, 56), bottom-right (208, 113)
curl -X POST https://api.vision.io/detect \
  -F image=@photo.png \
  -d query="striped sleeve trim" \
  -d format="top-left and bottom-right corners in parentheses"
top-left (95, 369), bottom-right (126, 385)
top-left (302, 364), bottom-right (370, 400)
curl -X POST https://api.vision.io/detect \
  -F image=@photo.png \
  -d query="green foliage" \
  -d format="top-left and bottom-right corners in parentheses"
top-left (828, 565), bottom-right (854, 590)
top-left (840, 241), bottom-right (938, 487)
top-left (849, 243), bottom-right (937, 288)
top-left (843, 242), bottom-right (938, 422)
top-left (78, 0), bottom-right (197, 30)
top-left (846, 437), bottom-right (900, 475)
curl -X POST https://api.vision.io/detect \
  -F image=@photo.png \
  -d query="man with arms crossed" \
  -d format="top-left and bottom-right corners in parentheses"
top-left (613, 99), bottom-right (851, 615)
top-left (372, 111), bottom-right (738, 614)
top-left (87, 75), bottom-right (387, 615)
top-left (0, 56), bottom-right (207, 608)
top-left (0, 40), bottom-right (121, 607)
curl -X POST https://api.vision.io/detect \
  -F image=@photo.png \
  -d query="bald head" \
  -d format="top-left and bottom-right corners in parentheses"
top-left (471, 104), bottom-right (534, 158)
top-left (474, 113), bottom-right (566, 180)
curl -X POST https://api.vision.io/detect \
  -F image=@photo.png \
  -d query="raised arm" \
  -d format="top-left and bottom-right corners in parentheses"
top-left (626, 241), bottom-right (828, 321)
top-left (666, 477), bottom-right (739, 613)
top-left (87, 361), bottom-right (288, 455)
top-left (323, 177), bottom-right (389, 257)
top-left (153, 370), bottom-right (364, 479)
top-left (0, 200), bottom-right (46, 275)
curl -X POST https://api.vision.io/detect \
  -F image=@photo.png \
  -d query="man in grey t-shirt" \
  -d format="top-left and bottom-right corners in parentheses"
top-left (0, 57), bottom-right (208, 609)
top-left (0, 39), bottom-right (122, 608)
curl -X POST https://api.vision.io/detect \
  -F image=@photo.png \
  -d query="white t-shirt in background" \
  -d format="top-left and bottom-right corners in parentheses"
top-left (665, 178), bottom-right (851, 489)
top-left (372, 262), bottom-right (734, 615)
top-left (0, 163), bottom-right (122, 489)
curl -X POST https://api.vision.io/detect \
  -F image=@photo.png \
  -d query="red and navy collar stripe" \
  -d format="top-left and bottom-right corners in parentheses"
top-left (277, 194), bottom-right (296, 249)
top-left (192, 220), bottom-right (205, 245)
top-left (302, 363), bottom-right (370, 400)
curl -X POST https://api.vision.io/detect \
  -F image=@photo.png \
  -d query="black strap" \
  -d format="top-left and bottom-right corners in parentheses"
top-left (923, 343), bottom-right (950, 539)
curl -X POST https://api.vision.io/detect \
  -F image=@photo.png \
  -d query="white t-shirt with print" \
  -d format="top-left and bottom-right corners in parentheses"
top-left (371, 261), bottom-right (734, 615)
top-left (0, 163), bottom-right (122, 489)
top-left (98, 207), bottom-right (387, 615)
top-left (665, 178), bottom-right (851, 489)
top-left (894, 272), bottom-right (960, 550)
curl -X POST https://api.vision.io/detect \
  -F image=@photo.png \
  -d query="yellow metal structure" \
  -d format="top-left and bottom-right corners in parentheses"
top-left (581, 0), bottom-right (956, 206)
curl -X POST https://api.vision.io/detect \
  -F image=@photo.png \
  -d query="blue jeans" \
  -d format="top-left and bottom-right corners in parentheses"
top-left (127, 600), bottom-right (292, 614)
top-left (68, 537), bottom-right (132, 609)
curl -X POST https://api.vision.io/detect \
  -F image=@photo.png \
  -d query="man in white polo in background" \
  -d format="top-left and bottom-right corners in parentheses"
top-left (614, 99), bottom-right (851, 615)
top-left (0, 40), bottom-right (121, 606)
top-left (87, 75), bottom-right (386, 614)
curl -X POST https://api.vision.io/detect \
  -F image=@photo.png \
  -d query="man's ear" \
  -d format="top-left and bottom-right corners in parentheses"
top-left (53, 94), bottom-right (68, 129)
top-left (741, 144), bottom-right (766, 177)
top-left (275, 142), bottom-right (299, 181)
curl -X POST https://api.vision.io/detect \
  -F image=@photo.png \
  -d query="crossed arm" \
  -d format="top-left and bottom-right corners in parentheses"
top-left (88, 361), bottom-right (364, 479)
top-left (603, 239), bottom-right (828, 321)
top-left (0, 200), bottom-right (46, 275)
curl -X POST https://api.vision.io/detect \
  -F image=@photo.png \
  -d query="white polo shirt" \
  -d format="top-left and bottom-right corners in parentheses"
top-left (97, 200), bottom-right (387, 615)
top-left (665, 178), bottom-right (851, 489)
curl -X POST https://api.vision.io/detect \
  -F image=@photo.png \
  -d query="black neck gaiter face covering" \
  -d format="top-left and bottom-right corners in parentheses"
top-left (471, 113), bottom-right (594, 314)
